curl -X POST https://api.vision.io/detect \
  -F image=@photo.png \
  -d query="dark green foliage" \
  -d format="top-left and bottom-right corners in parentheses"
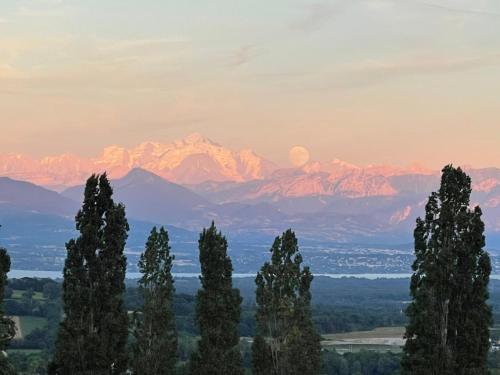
top-left (131, 227), bottom-right (178, 375)
top-left (9, 351), bottom-right (49, 375)
top-left (123, 277), bottom-right (409, 339)
top-left (322, 350), bottom-right (401, 375)
top-left (0, 242), bottom-right (16, 374)
top-left (402, 165), bottom-right (491, 375)
top-left (252, 229), bottom-right (321, 375)
top-left (251, 335), bottom-right (272, 375)
top-left (49, 174), bottom-right (129, 375)
top-left (189, 223), bottom-right (244, 375)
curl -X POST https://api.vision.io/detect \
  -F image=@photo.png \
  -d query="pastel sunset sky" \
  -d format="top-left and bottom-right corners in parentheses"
top-left (1, 0), bottom-right (499, 167)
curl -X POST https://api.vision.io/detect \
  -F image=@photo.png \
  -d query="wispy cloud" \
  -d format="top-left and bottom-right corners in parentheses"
top-left (417, 1), bottom-right (500, 17)
top-left (81, 36), bottom-right (191, 67)
top-left (226, 45), bottom-right (260, 67)
top-left (290, 0), bottom-right (500, 34)
top-left (0, 34), bottom-right (194, 97)
top-left (14, 0), bottom-right (71, 18)
top-left (347, 53), bottom-right (500, 76)
top-left (289, 2), bottom-right (341, 32)
top-left (99, 37), bottom-right (189, 53)
top-left (287, 53), bottom-right (500, 91)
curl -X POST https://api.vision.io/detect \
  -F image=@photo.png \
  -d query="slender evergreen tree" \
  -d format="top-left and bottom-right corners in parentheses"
top-left (49, 174), bottom-right (129, 375)
top-left (189, 222), bottom-right (244, 375)
top-left (252, 229), bottom-right (321, 375)
top-left (402, 165), bottom-right (491, 375)
top-left (131, 226), bottom-right (177, 375)
top-left (0, 237), bottom-right (15, 374)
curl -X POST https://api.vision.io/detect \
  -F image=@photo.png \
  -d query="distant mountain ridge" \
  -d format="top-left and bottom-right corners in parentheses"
top-left (1, 134), bottom-right (499, 245)
top-left (0, 133), bottom-right (277, 189)
top-left (1, 133), bottom-right (498, 201)
top-left (0, 177), bottom-right (78, 217)
top-left (62, 168), bottom-right (213, 226)
top-left (190, 164), bottom-right (500, 202)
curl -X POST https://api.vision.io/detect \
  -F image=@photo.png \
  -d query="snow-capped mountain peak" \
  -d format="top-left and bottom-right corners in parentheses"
top-left (0, 134), bottom-right (277, 188)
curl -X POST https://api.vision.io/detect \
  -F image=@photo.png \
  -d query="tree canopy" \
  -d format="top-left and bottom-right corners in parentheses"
top-left (402, 165), bottom-right (491, 375)
top-left (49, 174), bottom-right (129, 374)
top-left (189, 222), bottom-right (244, 375)
top-left (252, 229), bottom-right (321, 375)
top-left (131, 226), bottom-right (178, 375)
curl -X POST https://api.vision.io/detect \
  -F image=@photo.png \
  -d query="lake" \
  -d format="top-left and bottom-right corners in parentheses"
top-left (9, 269), bottom-right (500, 280)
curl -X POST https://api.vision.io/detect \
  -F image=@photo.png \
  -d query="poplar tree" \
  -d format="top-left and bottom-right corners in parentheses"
top-left (252, 229), bottom-right (321, 375)
top-left (49, 174), bottom-right (129, 375)
top-left (402, 165), bottom-right (491, 375)
top-left (189, 223), bottom-right (244, 375)
top-left (0, 241), bottom-right (15, 374)
top-left (131, 226), bottom-right (177, 375)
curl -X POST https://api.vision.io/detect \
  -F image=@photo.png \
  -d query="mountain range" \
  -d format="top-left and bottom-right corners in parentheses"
top-left (0, 133), bottom-right (276, 189)
top-left (1, 133), bottom-right (498, 199)
top-left (0, 134), bottom-right (499, 273)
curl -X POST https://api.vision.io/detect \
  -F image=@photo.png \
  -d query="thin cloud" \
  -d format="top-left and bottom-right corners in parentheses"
top-left (15, 0), bottom-right (72, 18)
top-left (16, 6), bottom-right (67, 18)
top-left (288, 54), bottom-right (500, 92)
top-left (226, 45), bottom-right (259, 67)
top-left (417, 1), bottom-right (500, 17)
top-left (99, 37), bottom-right (189, 53)
top-left (289, 2), bottom-right (341, 32)
top-left (348, 54), bottom-right (500, 76)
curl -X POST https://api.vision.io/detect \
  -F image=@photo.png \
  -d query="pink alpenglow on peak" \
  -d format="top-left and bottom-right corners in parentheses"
top-left (0, 134), bottom-right (278, 189)
top-left (0, 134), bottom-right (498, 198)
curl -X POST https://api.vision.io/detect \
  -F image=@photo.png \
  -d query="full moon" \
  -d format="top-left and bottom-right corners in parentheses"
top-left (289, 146), bottom-right (310, 167)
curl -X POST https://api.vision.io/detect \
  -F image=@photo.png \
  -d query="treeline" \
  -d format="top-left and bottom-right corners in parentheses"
top-left (0, 278), bottom-right (407, 353)
top-left (0, 165), bottom-right (495, 374)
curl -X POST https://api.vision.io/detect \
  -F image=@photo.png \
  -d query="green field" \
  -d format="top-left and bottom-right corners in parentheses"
top-left (10, 290), bottom-right (45, 301)
top-left (15, 316), bottom-right (48, 337)
top-left (7, 349), bottom-right (43, 355)
top-left (323, 326), bottom-right (405, 340)
top-left (321, 326), bottom-right (405, 353)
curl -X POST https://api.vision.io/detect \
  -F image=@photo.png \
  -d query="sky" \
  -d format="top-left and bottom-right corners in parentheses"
top-left (0, 0), bottom-right (499, 168)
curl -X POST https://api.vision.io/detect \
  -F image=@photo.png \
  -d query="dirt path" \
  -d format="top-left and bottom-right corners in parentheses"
top-left (10, 316), bottom-right (22, 340)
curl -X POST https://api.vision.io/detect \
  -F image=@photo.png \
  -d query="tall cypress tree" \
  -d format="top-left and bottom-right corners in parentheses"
top-left (131, 226), bottom-right (177, 375)
top-left (49, 174), bottom-right (129, 375)
top-left (189, 222), bottom-right (244, 375)
top-left (252, 229), bottom-right (321, 375)
top-left (402, 165), bottom-right (491, 375)
top-left (0, 238), bottom-right (15, 374)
